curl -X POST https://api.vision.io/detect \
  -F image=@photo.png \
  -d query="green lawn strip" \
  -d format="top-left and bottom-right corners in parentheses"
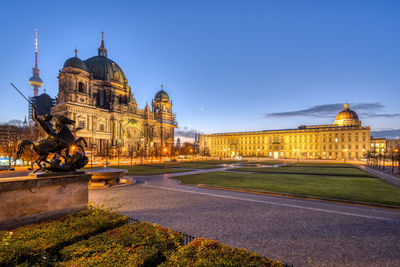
top-left (0, 208), bottom-right (128, 266)
top-left (160, 238), bottom-right (282, 266)
top-left (176, 172), bottom-right (400, 206)
top-left (244, 160), bottom-right (283, 165)
top-left (89, 165), bottom-right (192, 175)
top-left (150, 162), bottom-right (223, 169)
top-left (288, 162), bottom-right (354, 168)
top-left (230, 166), bottom-right (375, 178)
top-left (194, 160), bottom-right (246, 164)
top-left (59, 222), bottom-right (183, 266)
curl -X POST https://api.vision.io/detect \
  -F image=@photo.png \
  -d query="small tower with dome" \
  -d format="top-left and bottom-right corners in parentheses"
top-left (333, 103), bottom-right (361, 127)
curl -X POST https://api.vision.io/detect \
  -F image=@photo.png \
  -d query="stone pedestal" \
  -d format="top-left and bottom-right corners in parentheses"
top-left (86, 167), bottom-right (128, 189)
top-left (0, 172), bottom-right (91, 230)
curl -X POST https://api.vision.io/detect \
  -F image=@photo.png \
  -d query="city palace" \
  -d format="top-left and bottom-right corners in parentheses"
top-left (199, 103), bottom-right (372, 160)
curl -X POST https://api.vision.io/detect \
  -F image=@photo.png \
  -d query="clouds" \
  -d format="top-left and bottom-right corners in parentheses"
top-left (371, 129), bottom-right (400, 139)
top-left (265, 102), bottom-right (400, 119)
top-left (175, 126), bottom-right (198, 138)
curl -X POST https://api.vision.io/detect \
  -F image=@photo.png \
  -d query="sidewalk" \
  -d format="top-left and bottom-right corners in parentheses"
top-left (358, 164), bottom-right (400, 188)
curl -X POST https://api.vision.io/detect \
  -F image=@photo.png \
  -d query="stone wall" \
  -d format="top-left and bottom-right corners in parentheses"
top-left (0, 172), bottom-right (91, 230)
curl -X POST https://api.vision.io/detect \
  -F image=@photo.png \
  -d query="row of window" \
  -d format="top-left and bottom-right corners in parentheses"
top-left (209, 132), bottom-right (368, 145)
top-left (211, 151), bottom-right (361, 158)
top-left (211, 143), bottom-right (367, 150)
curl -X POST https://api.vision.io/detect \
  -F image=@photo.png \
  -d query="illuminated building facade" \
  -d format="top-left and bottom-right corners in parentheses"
top-left (199, 103), bottom-right (371, 160)
top-left (52, 33), bottom-right (177, 156)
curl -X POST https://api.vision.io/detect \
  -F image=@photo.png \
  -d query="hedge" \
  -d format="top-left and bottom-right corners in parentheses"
top-left (160, 238), bottom-right (282, 267)
top-left (0, 207), bottom-right (128, 266)
top-left (59, 221), bottom-right (183, 266)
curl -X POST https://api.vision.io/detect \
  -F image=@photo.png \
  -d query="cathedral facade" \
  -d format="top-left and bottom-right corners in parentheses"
top-left (52, 35), bottom-right (177, 156)
top-left (200, 103), bottom-right (371, 160)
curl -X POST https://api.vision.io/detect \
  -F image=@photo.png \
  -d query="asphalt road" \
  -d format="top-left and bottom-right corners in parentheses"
top-left (89, 168), bottom-right (400, 267)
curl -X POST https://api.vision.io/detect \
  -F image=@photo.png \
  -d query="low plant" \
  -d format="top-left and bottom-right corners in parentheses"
top-left (0, 207), bottom-right (128, 266)
top-left (160, 238), bottom-right (282, 267)
top-left (59, 221), bottom-right (183, 266)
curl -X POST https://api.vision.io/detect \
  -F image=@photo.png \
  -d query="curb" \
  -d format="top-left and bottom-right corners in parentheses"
top-left (196, 184), bottom-right (400, 210)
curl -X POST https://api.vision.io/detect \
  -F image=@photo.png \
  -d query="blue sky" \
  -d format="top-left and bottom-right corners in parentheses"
top-left (1, 0), bottom-right (399, 139)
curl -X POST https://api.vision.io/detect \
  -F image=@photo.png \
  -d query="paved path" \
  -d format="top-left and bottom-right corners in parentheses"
top-left (0, 170), bottom-right (29, 178)
top-left (90, 168), bottom-right (400, 267)
top-left (358, 165), bottom-right (400, 188)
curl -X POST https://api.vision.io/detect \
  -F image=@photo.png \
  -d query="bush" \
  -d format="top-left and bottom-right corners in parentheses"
top-left (161, 238), bottom-right (282, 267)
top-left (59, 221), bottom-right (183, 266)
top-left (0, 207), bottom-right (128, 266)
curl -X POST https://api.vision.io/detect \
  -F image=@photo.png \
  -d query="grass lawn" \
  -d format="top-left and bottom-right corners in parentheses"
top-left (176, 172), bottom-right (400, 206)
top-left (151, 162), bottom-right (224, 169)
top-left (241, 160), bottom-right (283, 165)
top-left (85, 165), bottom-right (192, 175)
top-left (231, 166), bottom-right (375, 177)
top-left (288, 162), bottom-right (355, 168)
top-left (192, 160), bottom-right (246, 164)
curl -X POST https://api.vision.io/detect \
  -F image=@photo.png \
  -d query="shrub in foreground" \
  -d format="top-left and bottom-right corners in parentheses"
top-left (160, 238), bottom-right (282, 267)
top-left (59, 221), bottom-right (183, 266)
top-left (0, 207), bottom-right (128, 266)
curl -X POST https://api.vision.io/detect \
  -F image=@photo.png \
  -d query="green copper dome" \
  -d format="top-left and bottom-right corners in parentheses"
top-left (84, 56), bottom-right (128, 86)
top-left (64, 56), bottom-right (87, 71)
top-left (155, 89), bottom-right (169, 101)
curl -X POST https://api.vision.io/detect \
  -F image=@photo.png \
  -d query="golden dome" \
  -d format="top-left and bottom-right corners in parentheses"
top-left (333, 103), bottom-right (361, 126)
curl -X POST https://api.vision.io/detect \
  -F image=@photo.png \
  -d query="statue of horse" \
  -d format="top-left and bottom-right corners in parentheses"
top-left (15, 115), bottom-right (88, 173)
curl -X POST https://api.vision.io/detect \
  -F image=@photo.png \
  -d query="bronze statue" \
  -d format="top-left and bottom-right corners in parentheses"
top-left (15, 105), bottom-right (88, 173)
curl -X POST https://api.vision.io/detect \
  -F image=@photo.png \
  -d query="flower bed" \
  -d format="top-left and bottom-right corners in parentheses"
top-left (59, 222), bottom-right (183, 266)
top-left (160, 238), bottom-right (282, 267)
top-left (1, 210), bottom-right (283, 266)
top-left (0, 207), bottom-right (128, 266)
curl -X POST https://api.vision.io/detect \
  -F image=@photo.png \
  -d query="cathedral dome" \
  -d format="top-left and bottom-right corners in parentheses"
top-left (155, 90), bottom-right (169, 100)
top-left (333, 103), bottom-right (361, 126)
top-left (64, 52), bottom-right (87, 71)
top-left (84, 56), bottom-right (128, 86)
top-left (154, 85), bottom-right (169, 102)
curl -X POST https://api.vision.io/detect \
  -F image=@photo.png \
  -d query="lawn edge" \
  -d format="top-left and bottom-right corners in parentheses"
top-left (228, 169), bottom-right (376, 178)
top-left (195, 184), bottom-right (400, 210)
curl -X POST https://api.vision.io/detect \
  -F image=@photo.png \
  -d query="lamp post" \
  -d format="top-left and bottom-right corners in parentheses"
top-left (343, 149), bottom-right (348, 164)
top-left (117, 147), bottom-right (120, 166)
top-left (257, 149), bottom-right (260, 161)
top-left (90, 144), bottom-right (97, 168)
top-left (391, 149), bottom-right (397, 173)
top-left (362, 148), bottom-right (365, 163)
top-left (394, 149), bottom-right (399, 174)
top-left (130, 146), bottom-right (134, 166)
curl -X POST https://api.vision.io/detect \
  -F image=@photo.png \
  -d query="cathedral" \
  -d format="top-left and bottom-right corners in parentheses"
top-left (52, 34), bottom-right (177, 157)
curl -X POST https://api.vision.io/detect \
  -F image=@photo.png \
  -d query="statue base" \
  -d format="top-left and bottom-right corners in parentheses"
top-left (0, 172), bottom-right (91, 230)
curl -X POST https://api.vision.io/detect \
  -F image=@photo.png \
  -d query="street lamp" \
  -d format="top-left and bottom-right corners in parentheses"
top-left (257, 148), bottom-right (260, 161)
top-left (343, 149), bottom-right (348, 164)
top-left (70, 145), bottom-right (76, 156)
top-left (117, 147), bottom-right (126, 166)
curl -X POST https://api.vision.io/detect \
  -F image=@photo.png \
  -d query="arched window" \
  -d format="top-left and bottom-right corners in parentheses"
top-left (78, 82), bottom-right (86, 93)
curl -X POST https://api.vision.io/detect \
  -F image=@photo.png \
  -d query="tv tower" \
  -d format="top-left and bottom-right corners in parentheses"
top-left (28, 29), bottom-right (43, 96)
